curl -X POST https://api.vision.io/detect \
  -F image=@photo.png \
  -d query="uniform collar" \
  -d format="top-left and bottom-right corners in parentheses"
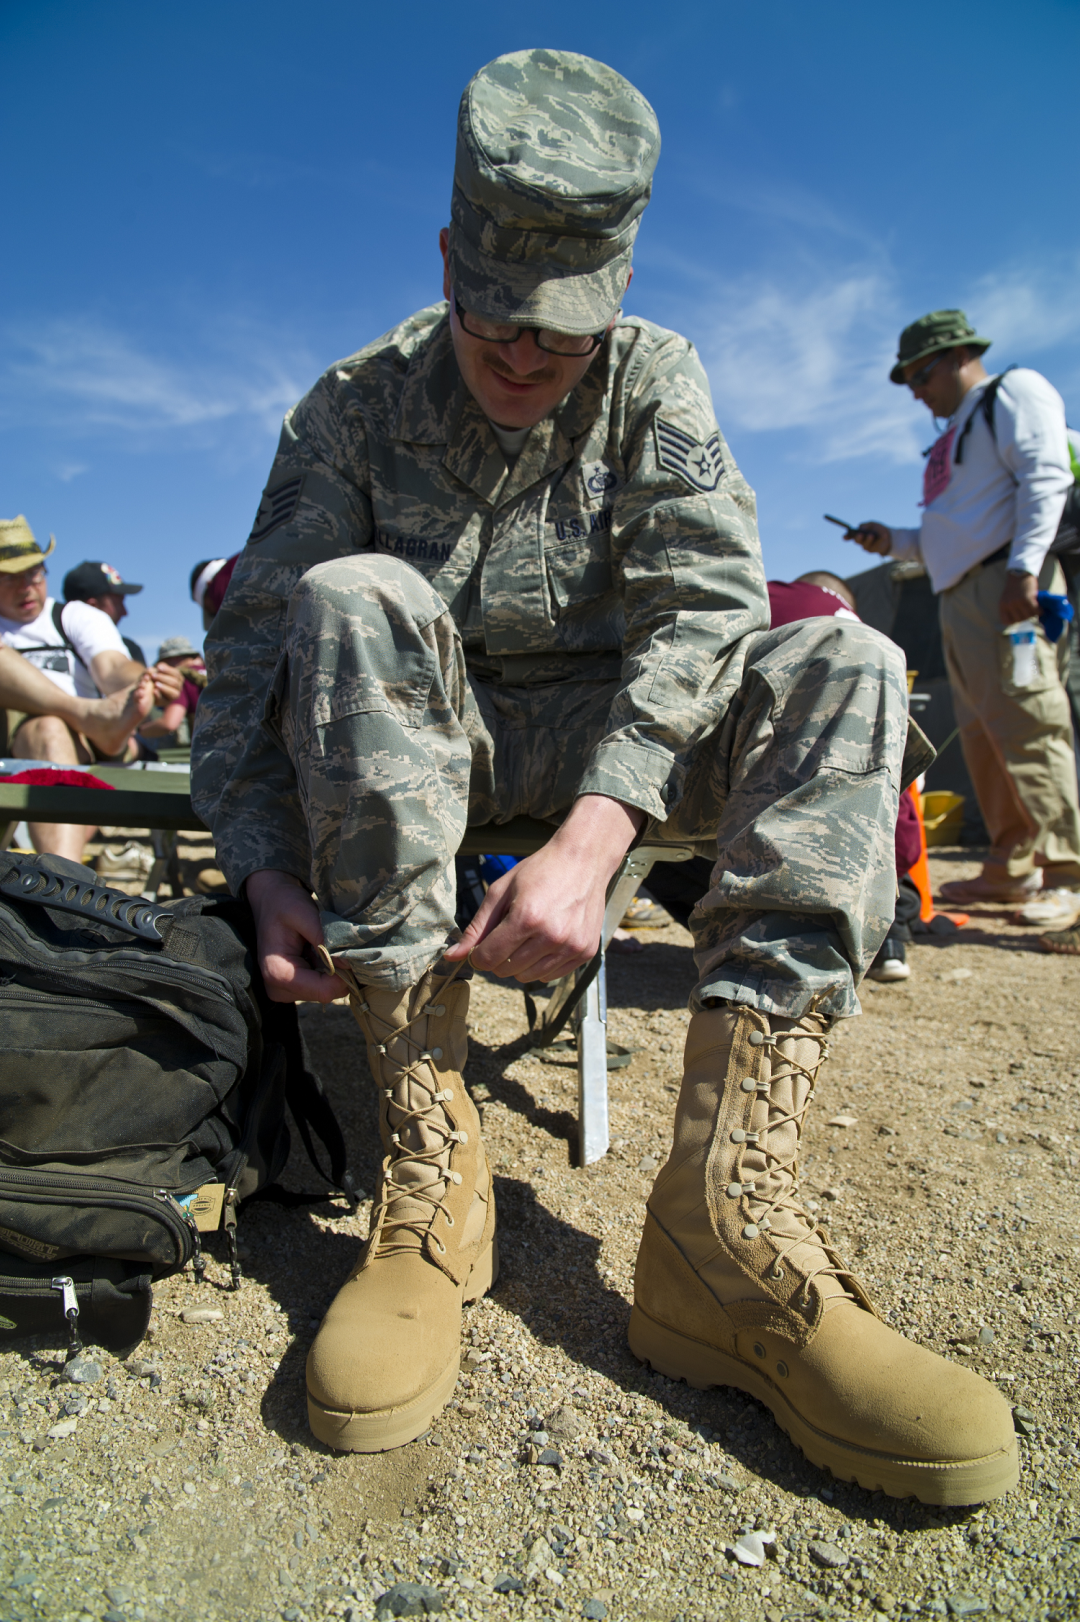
top-left (391, 308), bottom-right (610, 507)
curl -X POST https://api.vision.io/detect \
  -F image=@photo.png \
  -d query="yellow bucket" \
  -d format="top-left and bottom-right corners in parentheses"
top-left (921, 790), bottom-right (965, 846)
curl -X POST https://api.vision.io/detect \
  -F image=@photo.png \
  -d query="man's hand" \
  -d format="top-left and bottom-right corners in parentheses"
top-left (999, 571), bottom-right (1039, 626)
top-left (148, 661), bottom-right (184, 704)
top-left (847, 520), bottom-right (892, 556)
top-left (245, 868), bottom-right (345, 1003)
top-left (445, 794), bottom-right (646, 983)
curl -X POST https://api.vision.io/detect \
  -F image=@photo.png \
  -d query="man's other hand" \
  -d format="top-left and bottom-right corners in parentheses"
top-left (245, 868), bottom-right (345, 1003)
top-left (999, 571), bottom-right (1040, 626)
top-left (848, 521), bottom-right (892, 555)
top-left (149, 661), bottom-right (185, 704)
top-left (445, 794), bottom-right (646, 984)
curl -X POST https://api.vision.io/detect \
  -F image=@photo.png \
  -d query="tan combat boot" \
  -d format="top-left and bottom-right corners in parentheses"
top-left (306, 963), bottom-right (497, 1451)
top-left (629, 1004), bottom-right (1018, 1505)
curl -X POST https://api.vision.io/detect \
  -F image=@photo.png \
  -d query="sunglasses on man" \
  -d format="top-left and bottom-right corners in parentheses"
top-left (906, 351), bottom-right (952, 391)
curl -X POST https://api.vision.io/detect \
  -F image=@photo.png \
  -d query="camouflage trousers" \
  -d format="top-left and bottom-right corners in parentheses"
top-left (272, 556), bottom-right (907, 1019)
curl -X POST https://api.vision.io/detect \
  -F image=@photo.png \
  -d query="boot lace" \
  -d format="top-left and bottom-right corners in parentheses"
top-left (325, 952), bottom-right (468, 1259)
top-left (737, 1027), bottom-right (858, 1310)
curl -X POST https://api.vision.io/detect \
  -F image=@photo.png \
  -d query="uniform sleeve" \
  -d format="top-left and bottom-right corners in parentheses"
top-left (575, 332), bottom-right (770, 821)
top-left (997, 373), bottom-right (1073, 578)
top-left (191, 375), bottom-right (374, 894)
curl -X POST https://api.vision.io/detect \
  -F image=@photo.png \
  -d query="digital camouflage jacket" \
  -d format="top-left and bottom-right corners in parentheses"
top-left (192, 304), bottom-right (769, 889)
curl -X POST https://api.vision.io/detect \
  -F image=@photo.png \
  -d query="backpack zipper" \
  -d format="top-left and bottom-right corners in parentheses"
top-left (0, 1169), bottom-right (199, 1268)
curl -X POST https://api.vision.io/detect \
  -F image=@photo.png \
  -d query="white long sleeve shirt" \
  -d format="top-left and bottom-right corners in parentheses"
top-left (889, 368), bottom-right (1072, 593)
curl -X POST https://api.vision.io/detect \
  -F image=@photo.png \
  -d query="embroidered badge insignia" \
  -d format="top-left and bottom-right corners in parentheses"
top-left (654, 419), bottom-right (724, 492)
top-left (248, 475), bottom-right (303, 543)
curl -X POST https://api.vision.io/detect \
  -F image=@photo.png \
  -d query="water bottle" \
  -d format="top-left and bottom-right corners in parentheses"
top-left (1003, 619), bottom-right (1039, 687)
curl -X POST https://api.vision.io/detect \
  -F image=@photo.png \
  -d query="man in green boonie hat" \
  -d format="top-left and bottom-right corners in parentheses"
top-left (193, 51), bottom-right (1016, 1503)
top-left (887, 308), bottom-right (992, 385)
top-left (852, 309), bottom-right (1079, 922)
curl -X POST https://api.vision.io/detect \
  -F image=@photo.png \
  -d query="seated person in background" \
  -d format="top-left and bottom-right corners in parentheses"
top-left (767, 569), bottom-right (921, 984)
top-left (190, 556), bottom-right (238, 632)
top-left (139, 636), bottom-right (206, 748)
top-left (63, 559), bottom-right (148, 665)
top-left (0, 518), bottom-right (181, 860)
top-left (767, 570), bottom-right (860, 625)
top-left (0, 643), bottom-right (155, 759)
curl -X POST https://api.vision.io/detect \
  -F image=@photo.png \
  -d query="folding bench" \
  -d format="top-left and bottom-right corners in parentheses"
top-left (0, 764), bottom-right (693, 1165)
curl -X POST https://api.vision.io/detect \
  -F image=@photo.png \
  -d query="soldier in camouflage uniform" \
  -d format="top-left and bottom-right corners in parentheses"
top-left (193, 50), bottom-right (1017, 1500)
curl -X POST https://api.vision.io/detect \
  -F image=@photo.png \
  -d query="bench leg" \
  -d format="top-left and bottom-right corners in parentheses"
top-left (576, 955), bottom-right (609, 1166)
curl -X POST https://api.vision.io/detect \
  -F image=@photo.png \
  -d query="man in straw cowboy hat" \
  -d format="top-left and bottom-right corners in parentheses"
top-left (0, 516), bottom-right (181, 857)
top-left (850, 311), bottom-right (1080, 930)
top-left (193, 51), bottom-right (1017, 1503)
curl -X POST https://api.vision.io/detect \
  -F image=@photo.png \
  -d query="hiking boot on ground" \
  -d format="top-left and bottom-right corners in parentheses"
top-left (629, 1004), bottom-right (1018, 1505)
top-left (306, 963), bottom-right (497, 1451)
top-left (1016, 888), bottom-right (1080, 928)
top-left (938, 871), bottom-right (1041, 907)
top-left (621, 891), bottom-right (675, 929)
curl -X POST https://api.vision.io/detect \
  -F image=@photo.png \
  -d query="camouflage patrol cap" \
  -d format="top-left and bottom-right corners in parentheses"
top-left (0, 514), bottom-right (55, 575)
top-left (889, 309), bottom-right (992, 384)
top-left (449, 48), bottom-right (661, 336)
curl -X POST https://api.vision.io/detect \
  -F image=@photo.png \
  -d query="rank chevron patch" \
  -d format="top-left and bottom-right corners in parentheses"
top-left (248, 474), bottom-right (303, 543)
top-left (654, 419), bottom-right (724, 492)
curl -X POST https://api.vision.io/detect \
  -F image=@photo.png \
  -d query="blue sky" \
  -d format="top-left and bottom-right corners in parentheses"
top-left (3, 0), bottom-right (1078, 655)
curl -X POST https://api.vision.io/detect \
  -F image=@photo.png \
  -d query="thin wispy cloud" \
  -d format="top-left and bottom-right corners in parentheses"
top-left (0, 317), bottom-right (314, 449)
top-left (679, 250), bottom-right (1080, 471)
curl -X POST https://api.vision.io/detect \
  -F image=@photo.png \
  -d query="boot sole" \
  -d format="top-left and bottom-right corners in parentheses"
top-left (628, 1303), bottom-right (1018, 1506)
top-left (307, 1236), bottom-right (499, 1454)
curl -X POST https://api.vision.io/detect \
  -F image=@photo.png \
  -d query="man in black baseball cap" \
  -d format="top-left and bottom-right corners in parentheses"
top-left (63, 561), bottom-right (146, 664)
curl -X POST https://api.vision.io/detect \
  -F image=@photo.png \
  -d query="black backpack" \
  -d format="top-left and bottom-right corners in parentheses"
top-left (0, 852), bottom-right (357, 1355)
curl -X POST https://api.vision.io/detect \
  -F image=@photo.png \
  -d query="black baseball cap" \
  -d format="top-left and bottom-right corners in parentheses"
top-left (62, 561), bottom-right (144, 600)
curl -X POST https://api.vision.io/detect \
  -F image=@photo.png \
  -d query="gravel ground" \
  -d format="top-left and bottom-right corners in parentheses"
top-left (1, 847), bottom-right (1078, 1622)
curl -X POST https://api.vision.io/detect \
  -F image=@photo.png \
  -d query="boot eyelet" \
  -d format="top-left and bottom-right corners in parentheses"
top-left (726, 1182), bottom-right (744, 1199)
top-left (741, 1224), bottom-right (760, 1240)
top-left (458, 1130), bottom-right (468, 1144)
top-left (740, 1078), bottom-right (756, 1092)
top-left (451, 1172), bottom-right (463, 1185)
top-left (748, 1031), bottom-right (765, 1046)
top-left (431, 1047), bottom-right (443, 1061)
top-left (752, 1342), bottom-right (765, 1358)
top-left (770, 1265), bottom-right (784, 1280)
top-left (435, 1239), bottom-right (447, 1255)
top-left (776, 1360), bottom-right (789, 1378)
top-left (444, 1213), bottom-right (455, 1228)
top-left (432, 1004), bottom-right (446, 1016)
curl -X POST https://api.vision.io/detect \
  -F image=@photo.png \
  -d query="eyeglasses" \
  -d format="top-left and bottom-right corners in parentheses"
top-left (453, 295), bottom-right (606, 357)
top-left (7, 564), bottom-right (48, 585)
top-left (906, 351), bottom-right (951, 391)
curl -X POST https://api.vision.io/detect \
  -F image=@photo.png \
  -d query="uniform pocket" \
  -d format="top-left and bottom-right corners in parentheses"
top-left (545, 531), bottom-right (613, 611)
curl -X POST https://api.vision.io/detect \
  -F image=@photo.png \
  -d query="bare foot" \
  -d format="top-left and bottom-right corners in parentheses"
top-left (78, 672), bottom-right (154, 756)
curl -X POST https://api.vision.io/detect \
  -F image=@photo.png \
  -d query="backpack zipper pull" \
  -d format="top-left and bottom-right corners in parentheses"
top-left (50, 1276), bottom-right (82, 1361)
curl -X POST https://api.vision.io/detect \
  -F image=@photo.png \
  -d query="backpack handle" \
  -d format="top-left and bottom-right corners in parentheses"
top-left (0, 855), bottom-right (170, 943)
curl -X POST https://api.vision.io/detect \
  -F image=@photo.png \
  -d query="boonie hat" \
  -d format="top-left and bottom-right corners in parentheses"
top-left (890, 309), bottom-right (992, 384)
top-left (0, 515), bottom-right (55, 575)
top-left (158, 635), bottom-right (199, 659)
top-left (448, 48), bottom-right (661, 336)
top-left (63, 561), bottom-right (143, 600)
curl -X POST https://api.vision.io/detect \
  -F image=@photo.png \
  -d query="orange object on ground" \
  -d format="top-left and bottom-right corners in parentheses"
top-left (907, 785), bottom-right (934, 922)
top-left (907, 785), bottom-right (969, 928)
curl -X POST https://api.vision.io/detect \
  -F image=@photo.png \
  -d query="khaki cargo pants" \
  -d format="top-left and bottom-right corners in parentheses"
top-left (940, 555), bottom-right (1080, 885)
top-left (270, 555), bottom-right (909, 1020)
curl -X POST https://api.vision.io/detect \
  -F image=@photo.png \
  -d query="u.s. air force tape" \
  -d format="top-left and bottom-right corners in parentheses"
top-left (248, 474), bottom-right (303, 543)
top-left (654, 419), bottom-right (724, 493)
